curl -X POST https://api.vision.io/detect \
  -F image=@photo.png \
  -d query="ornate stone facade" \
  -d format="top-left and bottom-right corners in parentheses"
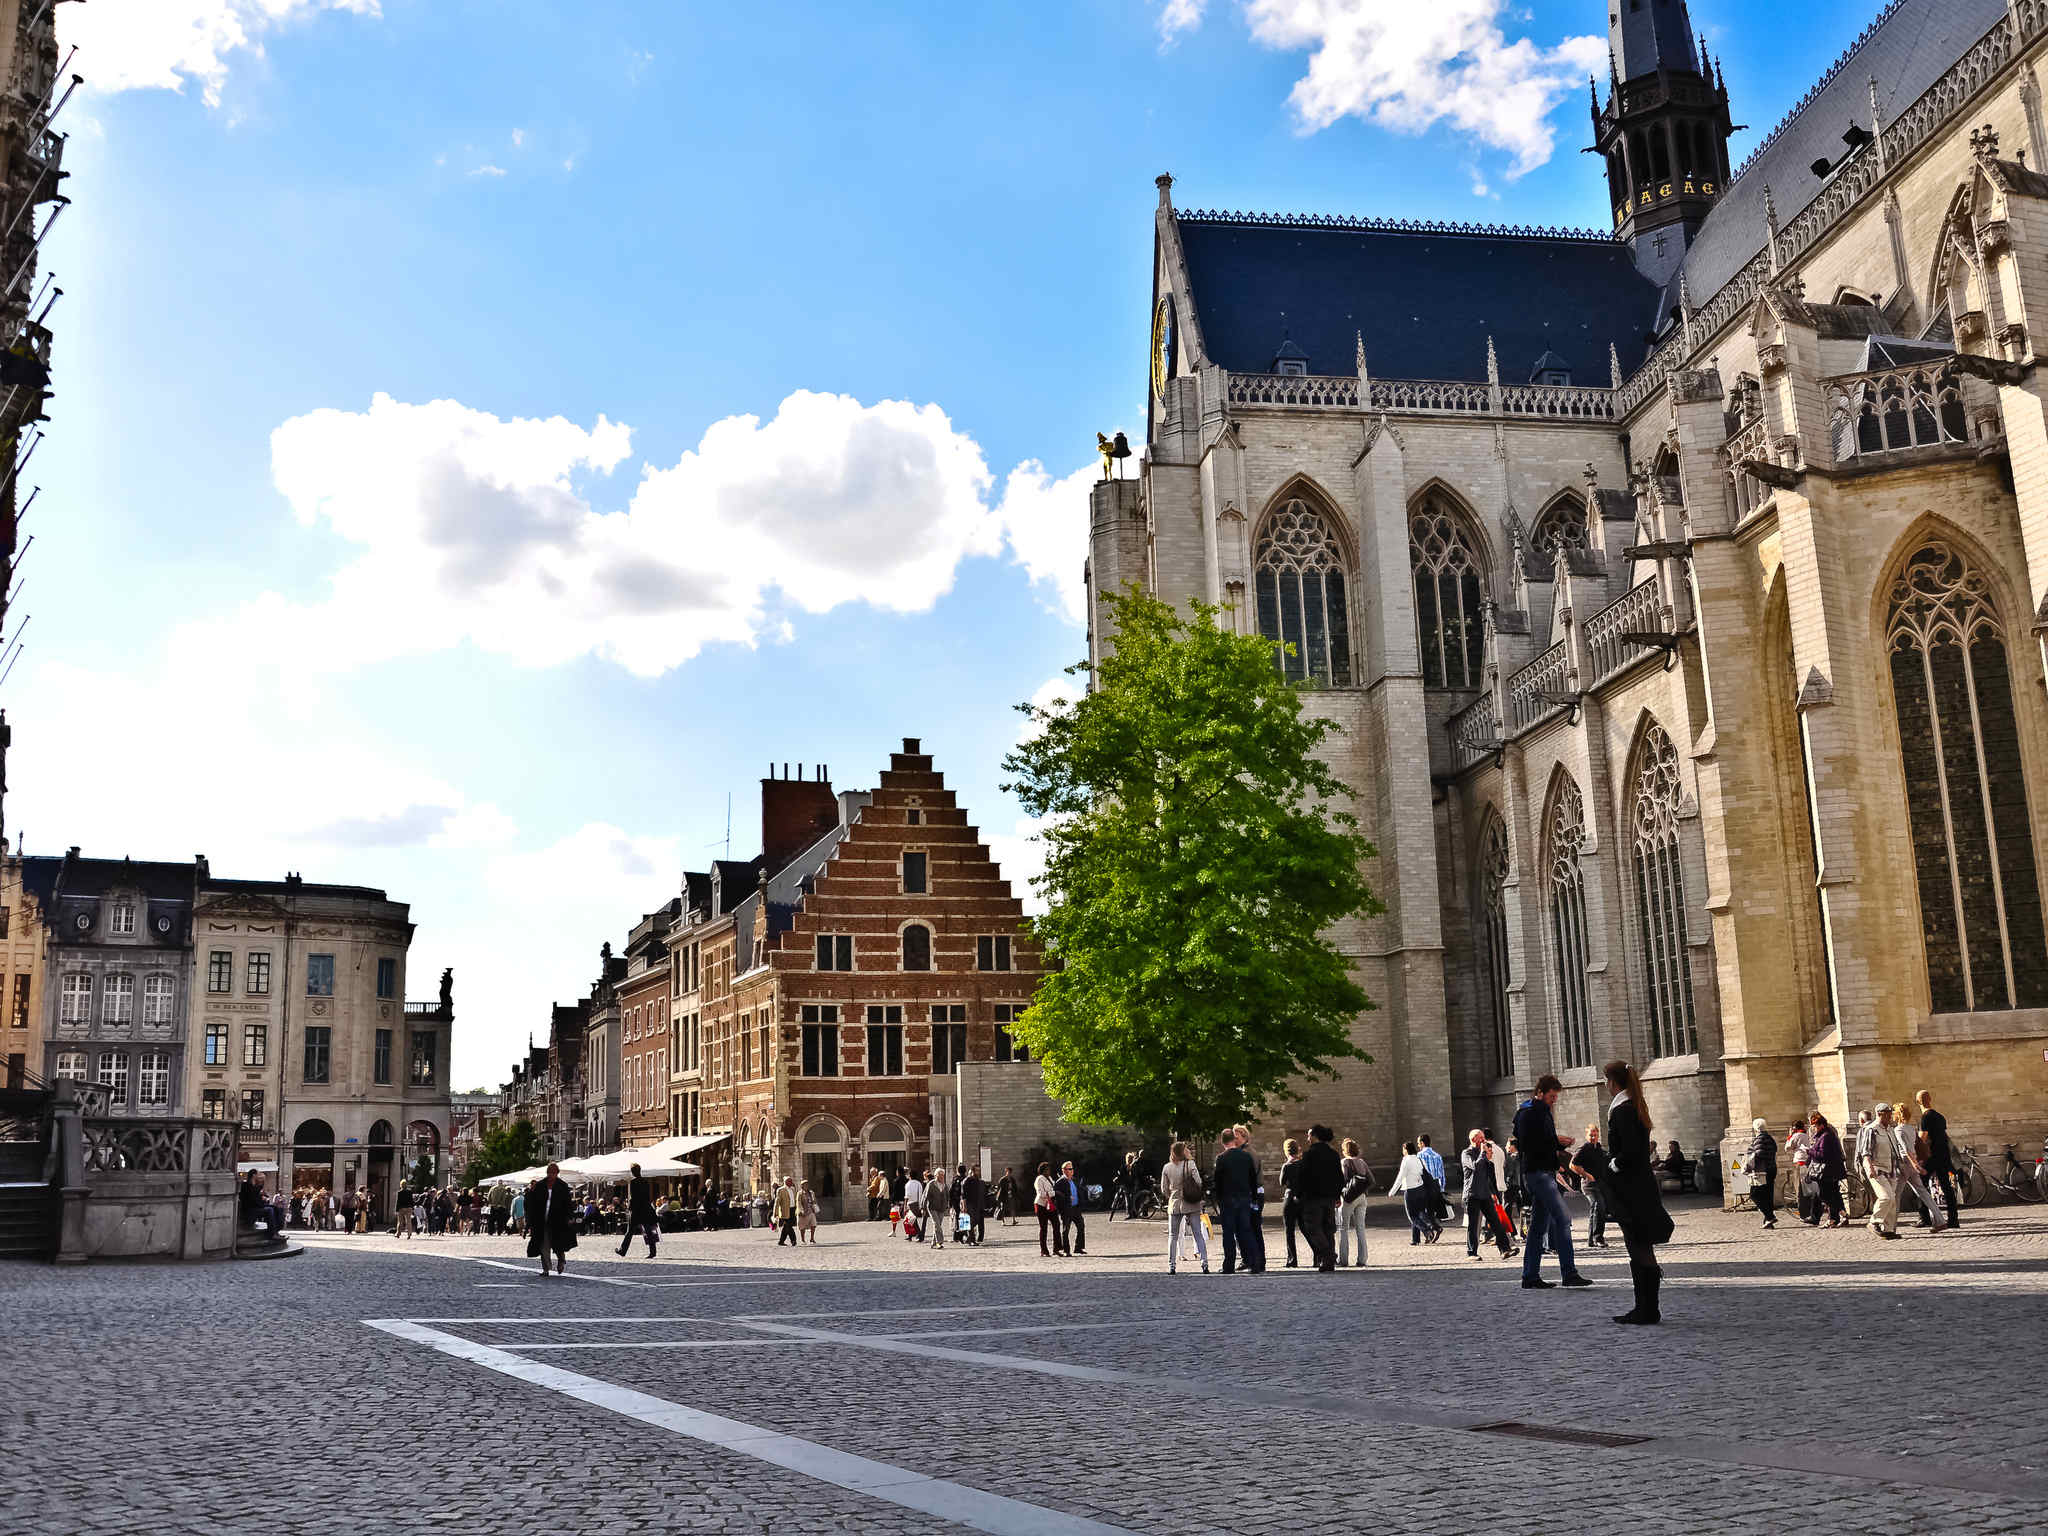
top-left (1098, 0), bottom-right (2048, 1173)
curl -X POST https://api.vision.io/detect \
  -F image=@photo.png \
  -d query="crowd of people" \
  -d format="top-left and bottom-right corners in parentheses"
top-left (1745, 1088), bottom-right (1962, 1236)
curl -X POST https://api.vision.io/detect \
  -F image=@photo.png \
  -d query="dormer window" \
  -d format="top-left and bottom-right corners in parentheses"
top-left (1270, 327), bottom-right (1309, 376)
top-left (1277, 357), bottom-right (1307, 377)
top-left (111, 903), bottom-right (134, 936)
top-left (1529, 351), bottom-right (1572, 388)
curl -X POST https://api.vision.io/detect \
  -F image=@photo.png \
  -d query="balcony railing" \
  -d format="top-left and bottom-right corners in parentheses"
top-left (1226, 372), bottom-right (1615, 421)
top-left (1582, 580), bottom-right (1668, 685)
top-left (1447, 692), bottom-right (1501, 771)
top-left (1828, 364), bottom-right (1968, 460)
top-left (1506, 641), bottom-right (1573, 732)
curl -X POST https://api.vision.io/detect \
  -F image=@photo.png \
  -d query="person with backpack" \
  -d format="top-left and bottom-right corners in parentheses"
top-left (1160, 1142), bottom-right (1209, 1273)
top-left (1294, 1124), bottom-right (1344, 1273)
top-left (1338, 1137), bottom-right (1376, 1268)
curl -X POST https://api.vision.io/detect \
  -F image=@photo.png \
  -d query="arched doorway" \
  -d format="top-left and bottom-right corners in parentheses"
top-left (862, 1115), bottom-right (909, 1205)
top-left (405, 1120), bottom-right (441, 1190)
top-left (292, 1118), bottom-right (335, 1197)
top-left (800, 1118), bottom-right (846, 1223)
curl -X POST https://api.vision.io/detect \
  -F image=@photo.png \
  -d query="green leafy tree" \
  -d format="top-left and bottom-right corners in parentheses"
top-left (1002, 586), bottom-right (1382, 1141)
top-left (463, 1117), bottom-right (542, 1185)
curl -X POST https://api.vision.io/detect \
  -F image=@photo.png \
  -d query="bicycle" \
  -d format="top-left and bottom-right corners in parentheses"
top-left (1953, 1143), bottom-right (2045, 1205)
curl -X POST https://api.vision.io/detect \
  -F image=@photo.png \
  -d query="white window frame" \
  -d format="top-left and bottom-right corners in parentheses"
top-left (110, 903), bottom-right (135, 936)
top-left (102, 973), bottom-right (135, 1025)
top-left (137, 1050), bottom-right (170, 1107)
top-left (60, 973), bottom-right (91, 1025)
top-left (142, 974), bottom-right (175, 1027)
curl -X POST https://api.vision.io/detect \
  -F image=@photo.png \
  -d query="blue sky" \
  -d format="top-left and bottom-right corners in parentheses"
top-left (25, 0), bottom-right (1896, 1082)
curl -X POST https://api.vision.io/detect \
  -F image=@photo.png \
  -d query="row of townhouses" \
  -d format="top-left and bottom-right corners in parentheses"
top-left (0, 847), bottom-right (453, 1222)
top-left (487, 739), bottom-right (1055, 1219)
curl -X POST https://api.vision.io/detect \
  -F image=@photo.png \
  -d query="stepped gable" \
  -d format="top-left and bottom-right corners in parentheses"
top-left (1664, 0), bottom-right (2007, 329)
top-left (766, 737), bottom-right (1039, 1068)
top-left (1175, 211), bottom-right (1660, 382)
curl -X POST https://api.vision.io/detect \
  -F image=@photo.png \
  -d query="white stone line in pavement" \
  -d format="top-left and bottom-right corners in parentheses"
top-left (871, 1320), bottom-right (1163, 1342)
top-left (732, 1301), bottom-right (1080, 1322)
top-left (503, 1339), bottom-right (836, 1351)
top-left (364, 1319), bottom-right (1137, 1536)
top-left (459, 1256), bottom-right (652, 1288)
top-left (490, 1320), bottom-right (1155, 1352)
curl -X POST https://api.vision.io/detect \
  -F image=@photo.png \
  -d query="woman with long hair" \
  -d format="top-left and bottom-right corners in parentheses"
top-left (1572, 1060), bottom-right (1673, 1325)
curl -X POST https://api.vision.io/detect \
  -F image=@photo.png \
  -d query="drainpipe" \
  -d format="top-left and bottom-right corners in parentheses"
top-left (277, 881), bottom-right (296, 1197)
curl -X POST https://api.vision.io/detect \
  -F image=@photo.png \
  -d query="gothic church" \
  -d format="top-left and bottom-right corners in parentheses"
top-left (1088, 0), bottom-right (2048, 1173)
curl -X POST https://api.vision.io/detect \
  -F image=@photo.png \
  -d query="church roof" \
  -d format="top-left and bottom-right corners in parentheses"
top-left (1663, 0), bottom-right (2007, 328)
top-left (1176, 214), bottom-right (1658, 383)
top-left (1612, 0), bottom-right (1701, 84)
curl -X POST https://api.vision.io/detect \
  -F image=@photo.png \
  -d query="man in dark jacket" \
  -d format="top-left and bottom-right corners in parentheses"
top-left (1461, 1130), bottom-right (1513, 1257)
top-left (958, 1165), bottom-right (987, 1245)
top-left (1294, 1125), bottom-right (1344, 1273)
top-left (1512, 1075), bottom-right (1592, 1291)
top-left (1056, 1162), bottom-right (1087, 1255)
top-left (617, 1164), bottom-right (658, 1259)
top-left (1916, 1089), bottom-right (1959, 1229)
top-left (1211, 1130), bottom-right (1262, 1274)
top-left (527, 1165), bottom-right (578, 1276)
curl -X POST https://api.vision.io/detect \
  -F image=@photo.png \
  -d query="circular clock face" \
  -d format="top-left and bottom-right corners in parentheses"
top-left (1151, 295), bottom-right (1176, 399)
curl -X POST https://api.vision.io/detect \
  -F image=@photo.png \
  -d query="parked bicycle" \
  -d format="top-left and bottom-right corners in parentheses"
top-left (1952, 1142), bottom-right (2046, 1206)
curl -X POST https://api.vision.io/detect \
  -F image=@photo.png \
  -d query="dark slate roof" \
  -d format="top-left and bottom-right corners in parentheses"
top-left (1612, 0), bottom-right (1701, 84)
top-left (1664, 0), bottom-right (2007, 327)
top-left (205, 876), bottom-right (391, 902)
top-left (44, 853), bottom-right (196, 901)
top-left (681, 870), bottom-right (712, 916)
top-left (1176, 216), bottom-right (1660, 382)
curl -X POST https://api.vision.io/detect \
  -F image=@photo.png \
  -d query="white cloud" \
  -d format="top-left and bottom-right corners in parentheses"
top-left (1168, 0), bottom-right (1603, 177)
top-left (510, 128), bottom-right (526, 148)
top-left (992, 459), bottom-right (1095, 626)
top-left (987, 815), bottom-right (1052, 917)
top-left (1158, 0), bottom-right (1208, 43)
top-left (468, 163), bottom-right (508, 178)
top-left (68, 0), bottom-right (381, 108)
top-left (203, 390), bottom-right (1088, 680)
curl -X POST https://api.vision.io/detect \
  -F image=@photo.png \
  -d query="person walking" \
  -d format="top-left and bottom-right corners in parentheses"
top-left (1461, 1130), bottom-right (1514, 1259)
top-left (1857, 1101), bottom-right (1904, 1240)
top-left (1417, 1134), bottom-right (1450, 1227)
top-left (797, 1181), bottom-right (819, 1243)
top-left (866, 1168), bottom-right (886, 1222)
top-left (1388, 1141), bottom-right (1442, 1245)
top-left (526, 1165), bottom-right (577, 1276)
top-left (959, 1164), bottom-right (987, 1246)
top-left (773, 1176), bottom-right (799, 1247)
top-left (1744, 1118), bottom-right (1779, 1229)
top-left (924, 1168), bottom-right (955, 1249)
top-left (1160, 1142), bottom-right (1209, 1274)
top-left (394, 1183), bottom-right (415, 1239)
top-left (997, 1166), bottom-right (1018, 1226)
top-left (616, 1164), bottom-right (659, 1259)
top-left (1581, 1123), bottom-right (1612, 1248)
top-left (903, 1170), bottom-right (927, 1243)
top-left (1571, 1061), bottom-right (1673, 1325)
top-left (1338, 1137), bottom-right (1376, 1268)
top-left (1279, 1139), bottom-right (1305, 1267)
top-left (508, 1185), bottom-right (525, 1237)
top-left (1807, 1111), bottom-right (1847, 1227)
top-left (1033, 1162), bottom-right (1066, 1257)
top-left (1211, 1130), bottom-right (1260, 1275)
top-left (1786, 1119), bottom-right (1815, 1224)
top-left (1892, 1101), bottom-right (1935, 1230)
top-left (1057, 1162), bottom-right (1087, 1255)
top-left (1236, 1127), bottom-right (1269, 1273)
top-left (1916, 1090), bottom-right (1960, 1229)
top-left (1513, 1074), bottom-right (1593, 1291)
top-left (1294, 1125), bottom-right (1343, 1273)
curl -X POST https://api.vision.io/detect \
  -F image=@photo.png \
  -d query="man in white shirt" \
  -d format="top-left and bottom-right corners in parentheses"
top-left (1857, 1102), bottom-right (1902, 1239)
top-left (903, 1170), bottom-right (927, 1242)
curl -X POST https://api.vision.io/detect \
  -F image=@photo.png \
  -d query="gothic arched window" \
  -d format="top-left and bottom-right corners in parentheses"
top-left (1479, 816), bottom-right (1514, 1077)
top-left (1254, 498), bottom-right (1352, 686)
top-left (1631, 722), bottom-right (1699, 1057)
top-left (1410, 498), bottom-right (1486, 689)
top-left (1886, 540), bottom-right (2048, 1011)
top-left (1545, 776), bottom-right (1592, 1070)
top-left (1528, 497), bottom-right (1588, 567)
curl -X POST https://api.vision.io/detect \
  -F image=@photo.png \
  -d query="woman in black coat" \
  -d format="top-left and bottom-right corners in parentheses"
top-left (525, 1166), bottom-right (579, 1276)
top-left (1573, 1060), bottom-right (1672, 1325)
top-left (1744, 1117), bottom-right (1779, 1229)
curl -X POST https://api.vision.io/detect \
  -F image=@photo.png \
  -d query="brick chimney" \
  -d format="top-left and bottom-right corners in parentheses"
top-left (760, 762), bottom-right (837, 877)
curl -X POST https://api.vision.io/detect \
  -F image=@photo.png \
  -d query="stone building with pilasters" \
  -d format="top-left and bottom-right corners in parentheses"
top-left (1096, 0), bottom-right (2048, 1176)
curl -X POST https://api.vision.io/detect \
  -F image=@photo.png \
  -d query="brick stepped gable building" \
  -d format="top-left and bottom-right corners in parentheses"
top-left (1099, 0), bottom-right (2048, 1175)
top-left (672, 743), bottom-right (1043, 1219)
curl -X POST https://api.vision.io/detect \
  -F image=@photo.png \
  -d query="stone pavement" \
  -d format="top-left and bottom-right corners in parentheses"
top-left (4, 1196), bottom-right (2047, 1535)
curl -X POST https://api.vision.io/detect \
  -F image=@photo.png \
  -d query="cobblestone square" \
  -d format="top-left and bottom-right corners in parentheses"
top-left (5, 1197), bottom-right (2048, 1535)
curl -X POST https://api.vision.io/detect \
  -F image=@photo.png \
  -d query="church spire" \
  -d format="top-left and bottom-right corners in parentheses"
top-left (1591, 0), bottom-right (1734, 286)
